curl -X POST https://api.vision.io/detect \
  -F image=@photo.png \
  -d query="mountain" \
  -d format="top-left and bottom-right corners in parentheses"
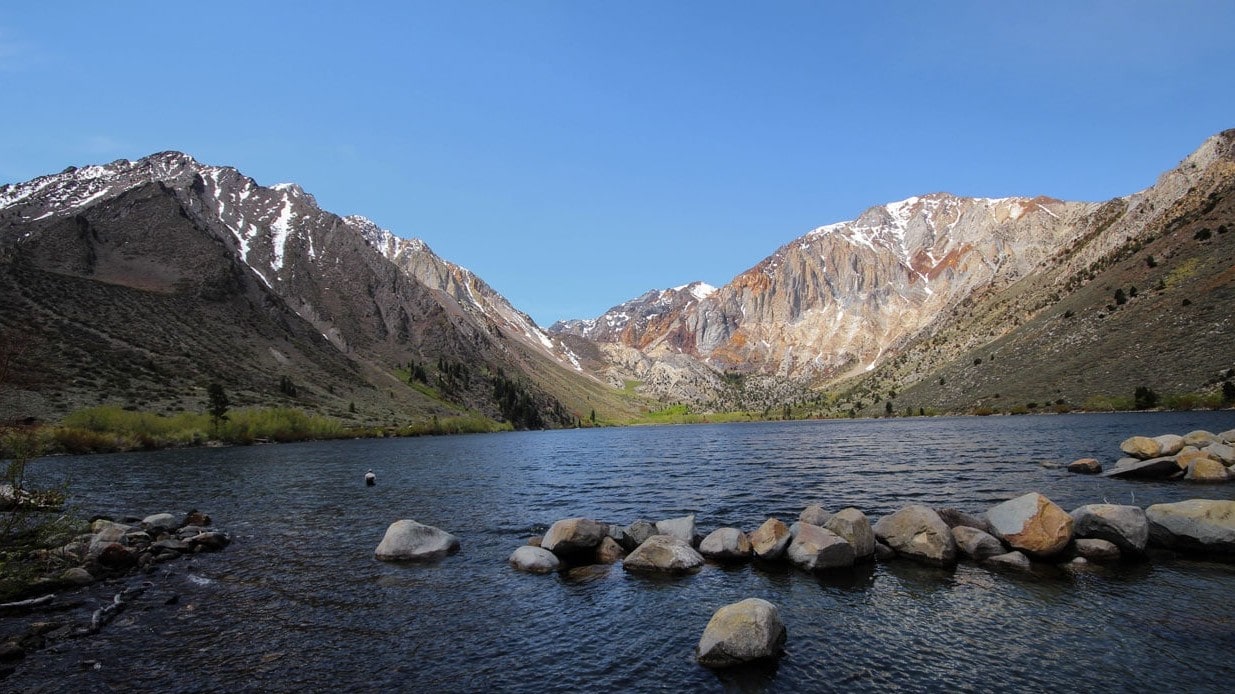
top-left (552, 130), bottom-right (1235, 413)
top-left (0, 153), bottom-right (633, 427)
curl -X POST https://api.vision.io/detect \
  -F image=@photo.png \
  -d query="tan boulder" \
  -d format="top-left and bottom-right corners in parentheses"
top-left (872, 505), bottom-right (957, 566)
top-left (985, 493), bottom-right (1073, 558)
top-left (1185, 457), bottom-right (1230, 482)
top-left (541, 517), bottom-right (609, 556)
top-left (1177, 447), bottom-right (1219, 471)
top-left (823, 507), bottom-right (876, 559)
top-left (696, 598), bottom-right (786, 668)
top-left (1066, 458), bottom-right (1102, 474)
top-left (622, 535), bottom-right (704, 574)
top-left (594, 536), bottom-right (626, 564)
top-left (1120, 436), bottom-right (1161, 460)
top-left (1183, 430), bottom-right (1218, 448)
top-left (1152, 434), bottom-right (1185, 456)
top-left (748, 518), bottom-right (792, 560)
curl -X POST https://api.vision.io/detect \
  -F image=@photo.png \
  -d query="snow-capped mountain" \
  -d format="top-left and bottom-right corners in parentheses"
top-left (553, 129), bottom-right (1235, 410)
top-left (0, 153), bottom-right (612, 425)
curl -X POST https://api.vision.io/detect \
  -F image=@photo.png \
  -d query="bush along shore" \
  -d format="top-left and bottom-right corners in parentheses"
top-left (0, 510), bottom-right (230, 677)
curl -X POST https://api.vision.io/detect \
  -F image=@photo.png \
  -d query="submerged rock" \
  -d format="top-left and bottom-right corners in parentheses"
top-left (374, 520), bottom-right (460, 561)
top-left (696, 598), bottom-right (786, 668)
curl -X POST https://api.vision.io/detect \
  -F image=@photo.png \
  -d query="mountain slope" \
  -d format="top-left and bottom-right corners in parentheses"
top-left (0, 153), bottom-right (636, 426)
top-left (554, 130), bottom-right (1235, 413)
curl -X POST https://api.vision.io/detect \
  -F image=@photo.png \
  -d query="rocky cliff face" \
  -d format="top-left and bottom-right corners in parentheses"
top-left (0, 153), bottom-right (612, 426)
top-left (555, 130), bottom-right (1235, 410)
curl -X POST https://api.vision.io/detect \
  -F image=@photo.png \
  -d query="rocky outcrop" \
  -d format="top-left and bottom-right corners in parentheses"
top-left (696, 598), bottom-right (786, 668)
top-left (985, 493), bottom-right (1073, 558)
top-left (873, 505), bottom-right (957, 566)
top-left (374, 520), bottom-right (459, 561)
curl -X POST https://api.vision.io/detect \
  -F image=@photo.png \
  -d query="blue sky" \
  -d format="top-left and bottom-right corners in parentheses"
top-left (3, 1), bottom-right (1233, 326)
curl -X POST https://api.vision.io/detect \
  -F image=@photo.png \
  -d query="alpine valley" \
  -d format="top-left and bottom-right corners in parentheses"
top-left (1, 131), bottom-right (1233, 429)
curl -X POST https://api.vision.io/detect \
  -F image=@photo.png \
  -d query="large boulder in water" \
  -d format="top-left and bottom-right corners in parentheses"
top-left (509, 545), bottom-right (561, 574)
top-left (541, 518), bottom-right (609, 557)
top-left (374, 520), bottom-right (460, 561)
top-left (787, 524), bottom-right (855, 572)
top-left (1182, 430), bottom-right (1218, 448)
top-left (623, 535), bottom-right (704, 574)
top-left (873, 505), bottom-right (957, 566)
top-left (1145, 499), bottom-right (1235, 555)
top-left (655, 514), bottom-right (696, 544)
top-left (1152, 434), bottom-right (1185, 456)
top-left (1070, 504), bottom-right (1148, 554)
top-left (749, 518), bottom-right (792, 560)
top-left (823, 507), bottom-right (875, 560)
top-left (696, 598), bottom-right (786, 669)
top-left (1184, 457), bottom-right (1230, 482)
top-left (1066, 458), bottom-right (1102, 474)
top-left (985, 493), bottom-right (1073, 558)
top-left (699, 528), bottom-right (753, 561)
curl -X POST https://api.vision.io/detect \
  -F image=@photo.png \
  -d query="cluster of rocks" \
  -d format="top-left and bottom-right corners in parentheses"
top-left (1068, 428), bottom-right (1235, 481)
top-left (29, 510), bottom-right (229, 591)
top-left (0, 510), bottom-right (229, 677)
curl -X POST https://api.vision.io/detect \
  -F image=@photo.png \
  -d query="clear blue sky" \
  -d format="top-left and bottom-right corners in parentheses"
top-left (3, 2), bottom-right (1233, 326)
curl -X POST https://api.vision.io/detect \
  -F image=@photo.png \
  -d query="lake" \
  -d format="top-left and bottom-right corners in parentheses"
top-left (8, 412), bottom-right (1235, 692)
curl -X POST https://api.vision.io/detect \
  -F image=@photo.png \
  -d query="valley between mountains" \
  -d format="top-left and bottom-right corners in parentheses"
top-left (1, 130), bottom-right (1232, 436)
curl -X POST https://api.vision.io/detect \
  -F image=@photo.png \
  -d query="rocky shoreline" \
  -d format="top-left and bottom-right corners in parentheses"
top-left (1069, 428), bottom-right (1235, 480)
top-left (0, 510), bottom-right (230, 678)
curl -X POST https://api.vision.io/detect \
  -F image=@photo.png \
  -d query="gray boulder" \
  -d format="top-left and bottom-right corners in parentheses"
top-left (749, 518), bottom-right (792, 560)
top-left (1074, 538), bottom-right (1120, 561)
top-left (951, 526), bottom-right (1005, 561)
top-left (1069, 504), bottom-right (1148, 554)
top-left (936, 508), bottom-right (996, 535)
top-left (1205, 442), bottom-right (1235, 465)
top-left (541, 517), bottom-right (609, 556)
top-left (696, 598), bottom-right (786, 668)
top-left (608, 524), bottom-right (638, 552)
top-left (873, 505), bottom-right (957, 566)
top-left (1146, 499), bottom-right (1235, 554)
top-left (656, 514), bottom-right (696, 544)
top-left (824, 507), bottom-right (875, 559)
top-left (787, 524), bottom-right (855, 572)
top-left (142, 513), bottom-right (178, 532)
top-left (1219, 429), bottom-right (1235, 444)
top-left (509, 545), bottom-right (561, 574)
top-left (698, 528), bottom-right (753, 561)
top-left (374, 520), bottom-right (460, 561)
top-left (799, 505), bottom-right (832, 526)
top-left (623, 535), bottom-right (705, 574)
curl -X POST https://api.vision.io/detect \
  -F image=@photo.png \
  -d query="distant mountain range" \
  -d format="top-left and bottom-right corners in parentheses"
top-left (1, 131), bottom-right (1232, 425)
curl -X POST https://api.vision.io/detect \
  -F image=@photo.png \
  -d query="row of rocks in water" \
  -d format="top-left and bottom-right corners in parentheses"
top-left (1068, 428), bottom-right (1235, 481)
top-left (505, 492), bottom-right (1235, 581)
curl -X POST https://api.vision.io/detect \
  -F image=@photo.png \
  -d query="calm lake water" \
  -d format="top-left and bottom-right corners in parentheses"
top-left (9, 412), bottom-right (1235, 692)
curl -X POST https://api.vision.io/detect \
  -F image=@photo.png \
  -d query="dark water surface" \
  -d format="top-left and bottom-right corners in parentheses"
top-left (10, 412), bottom-right (1235, 692)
